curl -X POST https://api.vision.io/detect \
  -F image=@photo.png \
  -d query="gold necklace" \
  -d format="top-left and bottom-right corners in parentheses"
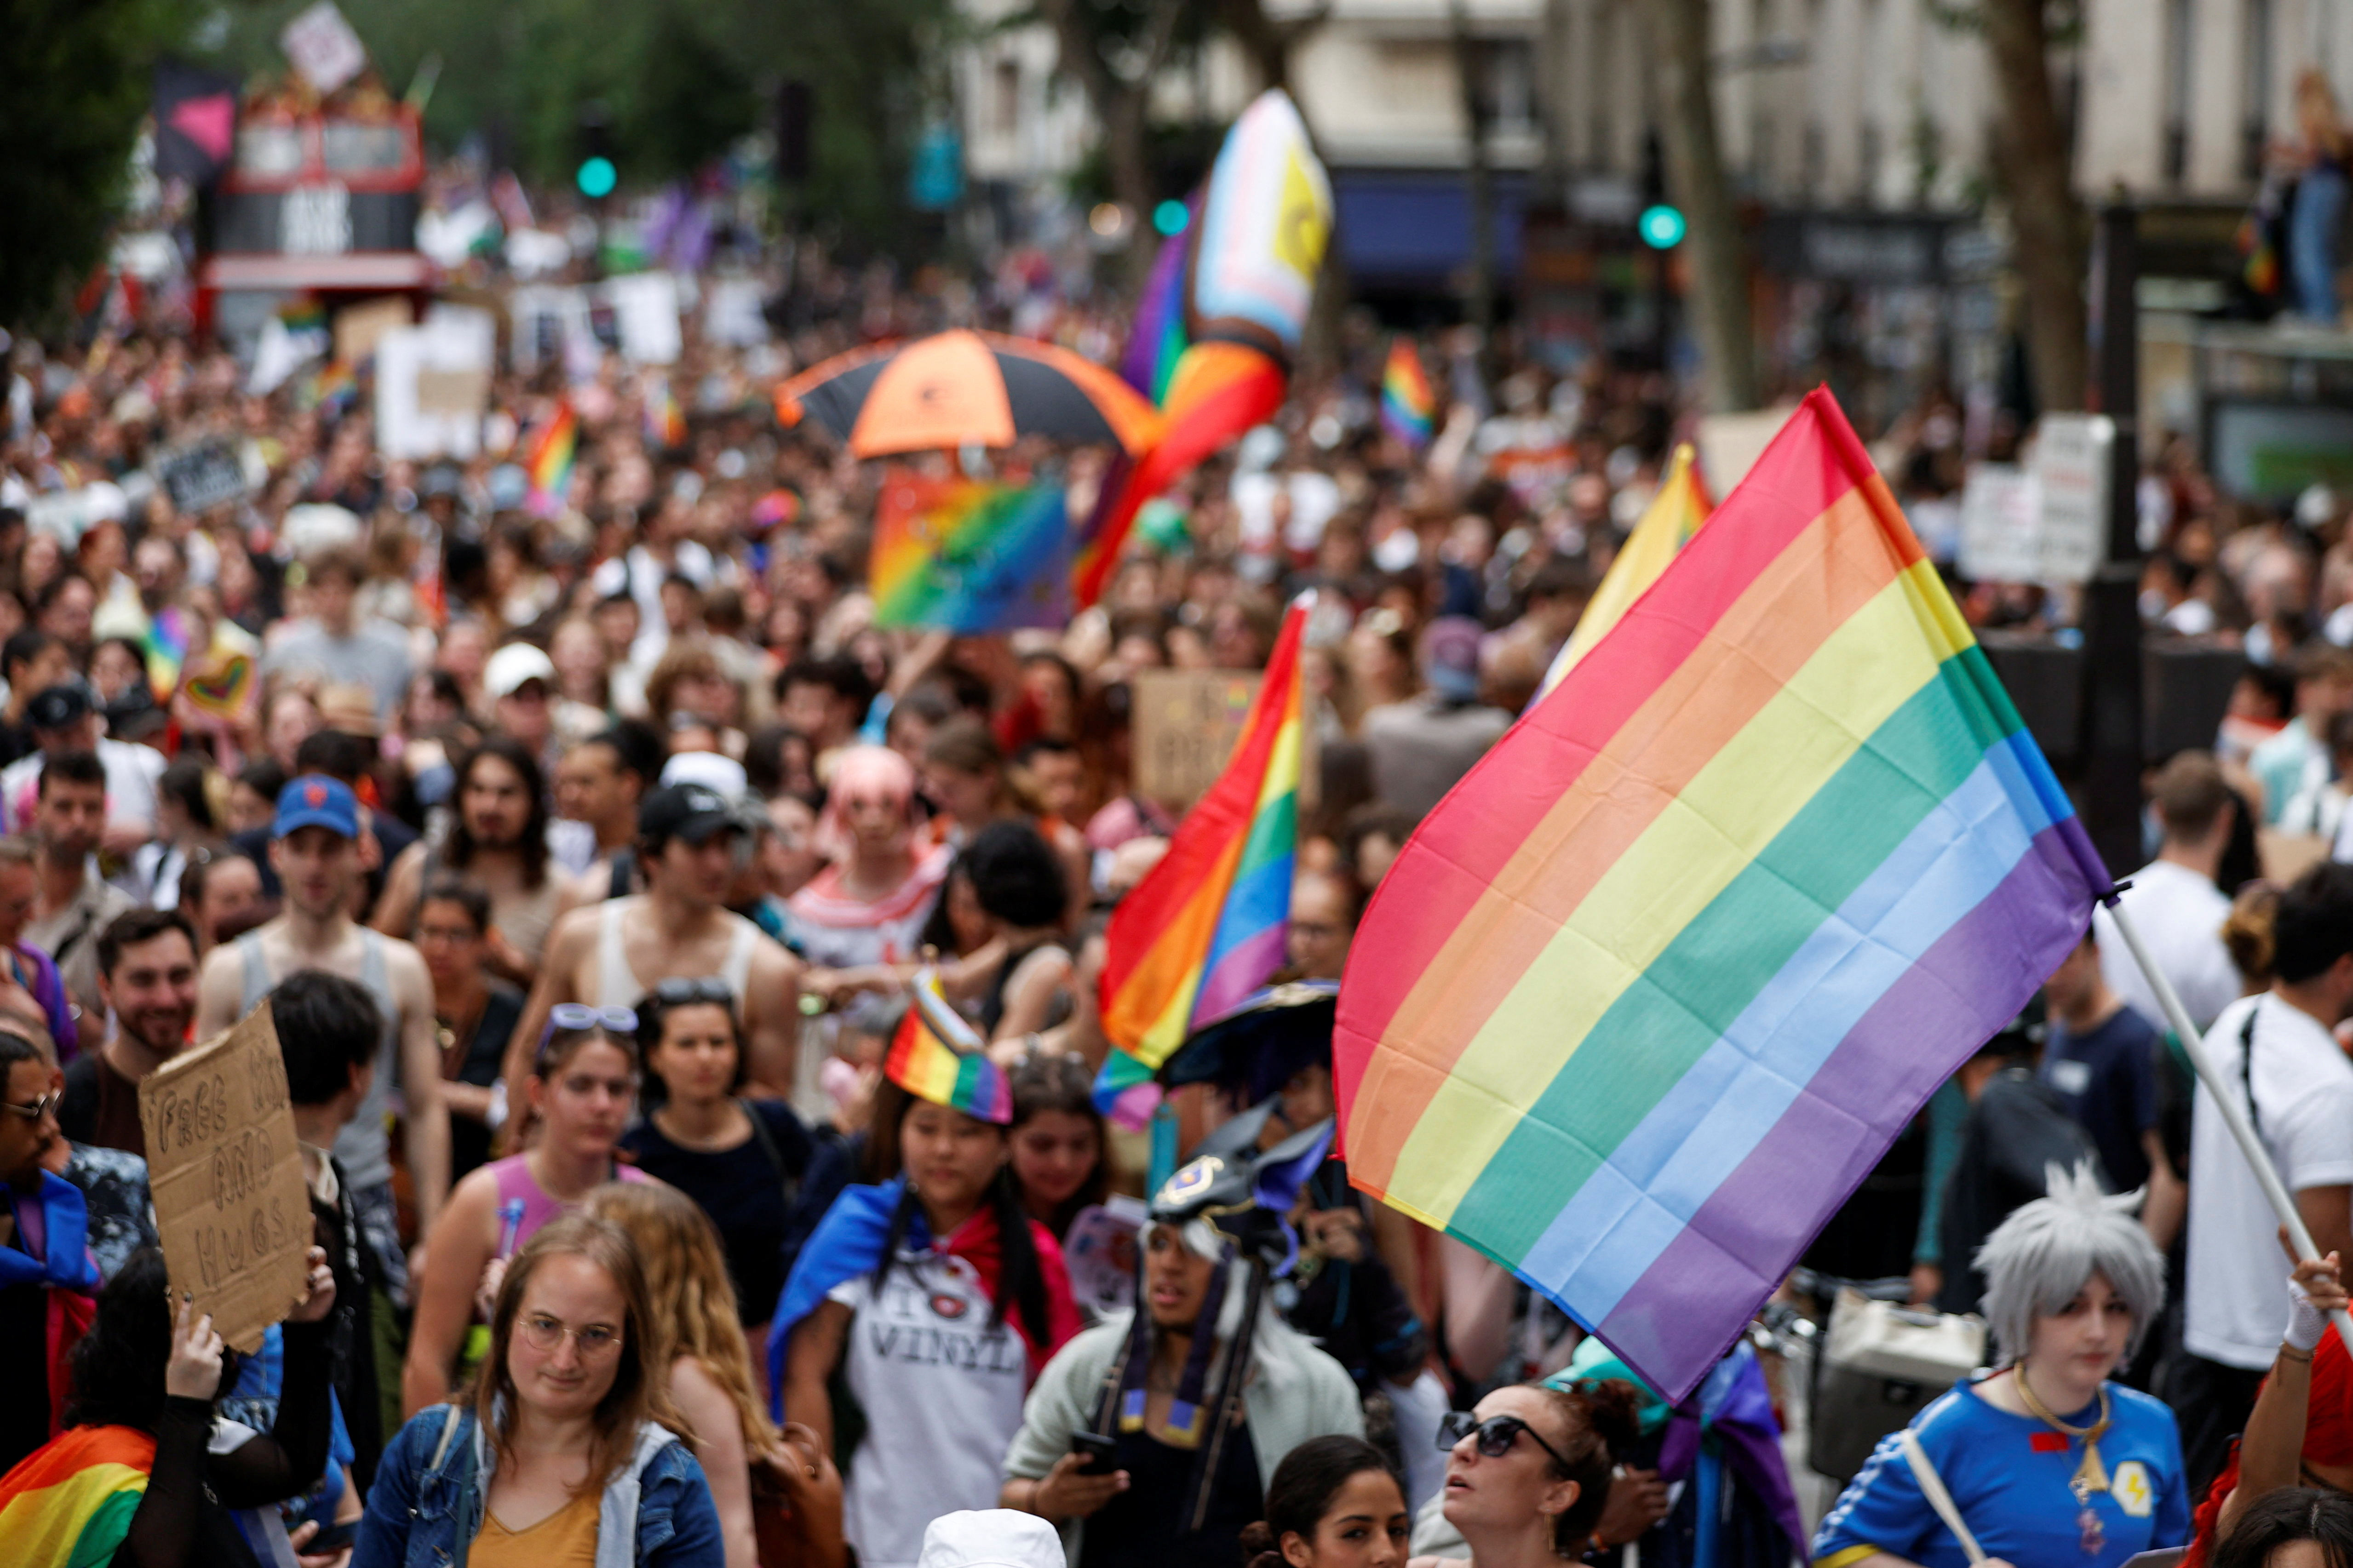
top-left (2015, 1362), bottom-right (2113, 1557)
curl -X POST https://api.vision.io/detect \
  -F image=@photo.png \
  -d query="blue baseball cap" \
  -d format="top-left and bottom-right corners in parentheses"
top-left (273, 775), bottom-right (360, 840)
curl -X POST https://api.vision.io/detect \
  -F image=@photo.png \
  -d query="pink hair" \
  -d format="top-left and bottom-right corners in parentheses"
top-left (818, 744), bottom-right (920, 860)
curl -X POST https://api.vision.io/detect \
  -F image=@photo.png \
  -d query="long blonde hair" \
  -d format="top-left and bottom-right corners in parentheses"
top-left (584, 1181), bottom-right (778, 1455)
top-left (477, 1214), bottom-right (685, 1493)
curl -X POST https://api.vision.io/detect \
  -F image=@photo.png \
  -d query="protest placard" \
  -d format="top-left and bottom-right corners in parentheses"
top-left (138, 1003), bottom-right (312, 1354)
top-left (1134, 669), bottom-right (1259, 809)
top-left (159, 441), bottom-right (251, 517)
top-left (376, 306), bottom-right (495, 460)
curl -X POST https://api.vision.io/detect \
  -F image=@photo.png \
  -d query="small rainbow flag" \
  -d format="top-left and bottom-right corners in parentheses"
top-left (0, 1423), bottom-right (155, 1568)
top-left (645, 376), bottom-right (687, 451)
top-left (524, 401), bottom-right (579, 519)
top-left (887, 970), bottom-right (1013, 1123)
top-left (871, 475), bottom-right (1069, 634)
top-left (1073, 342), bottom-right (1287, 607)
top-left (1536, 441), bottom-right (1714, 702)
top-left (1380, 338), bottom-right (1435, 450)
top-left (1334, 388), bottom-right (2106, 1404)
top-left (1098, 595), bottom-right (1308, 1067)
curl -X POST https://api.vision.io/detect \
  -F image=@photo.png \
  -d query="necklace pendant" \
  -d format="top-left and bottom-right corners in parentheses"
top-left (2078, 1504), bottom-right (2105, 1557)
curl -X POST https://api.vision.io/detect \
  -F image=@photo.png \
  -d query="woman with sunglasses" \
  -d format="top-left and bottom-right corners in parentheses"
top-left (620, 979), bottom-right (817, 1340)
top-left (1813, 1167), bottom-right (2187, 1568)
top-left (400, 1007), bottom-right (655, 1419)
top-left (1427, 1382), bottom-right (1641, 1568)
top-left (356, 1214), bottom-right (725, 1568)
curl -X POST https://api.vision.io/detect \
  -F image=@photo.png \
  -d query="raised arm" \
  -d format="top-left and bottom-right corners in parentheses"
top-left (2220, 1251), bottom-right (2349, 1536)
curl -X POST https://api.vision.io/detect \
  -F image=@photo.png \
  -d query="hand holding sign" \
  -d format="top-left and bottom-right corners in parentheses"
top-left (138, 1002), bottom-right (316, 1353)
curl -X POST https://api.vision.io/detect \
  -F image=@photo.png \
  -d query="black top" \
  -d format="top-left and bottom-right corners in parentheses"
top-left (1078, 1418), bottom-right (1261, 1568)
top-left (1934, 1067), bottom-right (2106, 1316)
top-left (442, 986), bottom-right (524, 1182)
top-left (620, 1098), bottom-right (813, 1325)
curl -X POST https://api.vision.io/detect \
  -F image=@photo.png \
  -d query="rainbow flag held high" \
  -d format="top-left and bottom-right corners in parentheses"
top-left (1380, 338), bottom-right (1436, 450)
top-left (871, 475), bottom-right (1070, 634)
top-left (0, 1423), bottom-right (155, 1568)
top-left (524, 401), bottom-right (579, 519)
top-left (1098, 595), bottom-right (1309, 1068)
top-left (1073, 342), bottom-right (1287, 607)
top-left (1334, 388), bottom-right (2106, 1405)
top-left (886, 969), bottom-right (1012, 1123)
top-left (1536, 441), bottom-right (1714, 702)
top-left (1090, 1044), bottom-right (1162, 1130)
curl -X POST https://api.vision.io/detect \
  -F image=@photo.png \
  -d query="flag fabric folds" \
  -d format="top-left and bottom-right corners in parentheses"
top-left (1098, 596), bottom-right (1309, 1069)
top-left (0, 1423), bottom-right (155, 1568)
top-left (523, 401), bottom-right (578, 519)
top-left (1537, 441), bottom-right (1714, 701)
top-left (1121, 215), bottom-right (1194, 405)
top-left (1190, 90), bottom-right (1333, 353)
top-left (1334, 388), bottom-right (2107, 1404)
top-left (886, 968), bottom-right (1013, 1123)
top-left (1380, 339), bottom-right (1436, 451)
top-left (871, 475), bottom-right (1070, 634)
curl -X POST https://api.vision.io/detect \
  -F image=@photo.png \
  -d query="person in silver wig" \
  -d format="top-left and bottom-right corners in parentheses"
top-left (1814, 1163), bottom-right (2192, 1568)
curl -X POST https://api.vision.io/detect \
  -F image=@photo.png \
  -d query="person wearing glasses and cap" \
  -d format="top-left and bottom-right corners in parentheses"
top-left (194, 774), bottom-right (446, 1305)
top-left (402, 1003), bottom-right (656, 1419)
top-left (503, 783), bottom-right (803, 1135)
top-left (999, 1124), bottom-right (1363, 1568)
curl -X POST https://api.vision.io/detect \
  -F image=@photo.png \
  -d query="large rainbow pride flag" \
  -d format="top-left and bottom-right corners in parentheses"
top-left (1335, 389), bottom-right (2106, 1403)
top-left (0, 1423), bottom-right (155, 1568)
top-left (1099, 595), bottom-right (1308, 1068)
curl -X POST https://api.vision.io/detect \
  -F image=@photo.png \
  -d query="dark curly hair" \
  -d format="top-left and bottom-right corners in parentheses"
top-left (2214, 1488), bottom-right (2353, 1568)
top-left (962, 818), bottom-right (1066, 931)
top-left (65, 1248), bottom-right (184, 1432)
top-left (1526, 1378), bottom-right (1643, 1553)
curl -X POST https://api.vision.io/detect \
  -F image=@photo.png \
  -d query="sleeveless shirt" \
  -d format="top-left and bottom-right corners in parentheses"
top-left (592, 899), bottom-right (760, 1011)
top-left (238, 929), bottom-right (403, 1190)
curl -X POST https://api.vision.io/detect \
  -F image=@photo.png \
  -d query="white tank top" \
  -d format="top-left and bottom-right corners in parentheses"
top-left (592, 898), bottom-right (761, 1010)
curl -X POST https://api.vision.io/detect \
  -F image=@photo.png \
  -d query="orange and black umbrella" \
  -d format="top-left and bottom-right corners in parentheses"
top-left (775, 329), bottom-right (1164, 457)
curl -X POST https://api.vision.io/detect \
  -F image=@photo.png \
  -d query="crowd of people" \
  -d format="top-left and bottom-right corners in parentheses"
top-left (7, 224), bottom-right (2353, 1568)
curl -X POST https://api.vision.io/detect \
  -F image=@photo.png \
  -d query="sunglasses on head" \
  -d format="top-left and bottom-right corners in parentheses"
top-left (652, 977), bottom-right (734, 1007)
top-left (1437, 1410), bottom-right (1572, 1470)
top-left (534, 1003), bottom-right (638, 1070)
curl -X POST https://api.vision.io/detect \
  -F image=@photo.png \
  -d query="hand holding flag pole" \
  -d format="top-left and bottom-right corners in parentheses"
top-left (2100, 888), bottom-right (2353, 1357)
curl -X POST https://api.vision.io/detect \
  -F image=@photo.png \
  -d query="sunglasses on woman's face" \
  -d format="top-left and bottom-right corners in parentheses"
top-left (1437, 1410), bottom-right (1572, 1469)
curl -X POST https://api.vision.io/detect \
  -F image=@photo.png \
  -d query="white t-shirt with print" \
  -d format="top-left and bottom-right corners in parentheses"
top-left (830, 1248), bottom-right (1031, 1568)
top-left (2186, 992), bottom-right (2353, 1368)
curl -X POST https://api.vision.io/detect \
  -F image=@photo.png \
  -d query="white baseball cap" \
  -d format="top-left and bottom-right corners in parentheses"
top-left (485, 641), bottom-right (557, 699)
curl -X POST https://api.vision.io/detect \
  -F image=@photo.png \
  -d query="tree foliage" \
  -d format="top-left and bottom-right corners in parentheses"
top-left (1, 0), bottom-right (205, 329)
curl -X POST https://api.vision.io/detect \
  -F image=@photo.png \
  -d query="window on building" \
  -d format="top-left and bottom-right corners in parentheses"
top-left (1802, 120), bottom-right (1825, 201)
top-left (1485, 39), bottom-right (1536, 135)
top-left (2244, 0), bottom-right (2272, 182)
top-left (2163, 0), bottom-right (2191, 183)
top-left (1859, 120), bottom-right (1882, 207)
top-left (993, 58), bottom-right (1022, 139)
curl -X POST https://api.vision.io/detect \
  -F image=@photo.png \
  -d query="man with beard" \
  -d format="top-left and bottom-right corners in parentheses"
top-left (549, 723), bottom-right (660, 911)
top-left (57, 907), bottom-right (200, 1158)
top-left (25, 750), bottom-right (135, 1029)
top-left (195, 774), bottom-right (444, 1299)
top-left (503, 782), bottom-right (803, 1137)
top-left (371, 737), bottom-right (562, 985)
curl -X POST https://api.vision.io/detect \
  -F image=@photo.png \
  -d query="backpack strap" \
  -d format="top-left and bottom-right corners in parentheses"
top-left (428, 1402), bottom-right (465, 1471)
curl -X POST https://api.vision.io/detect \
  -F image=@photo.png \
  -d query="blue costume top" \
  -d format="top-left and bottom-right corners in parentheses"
top-left (1814, 1376), bottom-right (2189, 1568)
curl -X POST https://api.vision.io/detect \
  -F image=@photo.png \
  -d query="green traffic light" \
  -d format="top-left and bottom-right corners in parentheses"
top-left (1638, 204), bottom-right (1686, 249)
top-left (1153, 200), bottom-right (1189, 236)
top-left (577, 156), bottom-right (617, 199)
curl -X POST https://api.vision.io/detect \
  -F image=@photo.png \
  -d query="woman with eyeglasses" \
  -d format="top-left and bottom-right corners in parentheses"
top-left (619, 979), bottom-right (818, 1340)
top-left (1424, 1381), bottom-right (1641, 1568)
top-left (356, 1214), bottom-right (725, 1568)
top-left (400, 1007), bottom-right (655, 1419)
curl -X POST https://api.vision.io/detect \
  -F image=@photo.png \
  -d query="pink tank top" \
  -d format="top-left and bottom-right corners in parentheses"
top-left (487, 1154), bottom-right (651, 1257)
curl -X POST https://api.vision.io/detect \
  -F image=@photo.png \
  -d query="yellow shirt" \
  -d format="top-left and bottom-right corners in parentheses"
top-left (470, 1486), bottom-right (601, 1568)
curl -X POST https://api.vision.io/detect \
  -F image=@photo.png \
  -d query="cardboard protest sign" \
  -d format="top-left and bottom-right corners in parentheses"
top-left (333, 295), bottom-right (413, 368)
top-left (138, 1003), bottom-right (313, 1354)
top-left (159, 441), bottom-right (251, 516)
top-left (375, 306), bottom-right (495, 460)
top-left (1133, 666), bottom-right (1318, 812)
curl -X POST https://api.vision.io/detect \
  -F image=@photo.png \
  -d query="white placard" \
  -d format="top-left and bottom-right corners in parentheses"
top-left (605, 272), bottom-right (683, 365)
top-left (1957, 463), bottom-right (2043, 584)
top-left (375, 306), bottom-right (494, 459)
top-left (2033, 413), bottom-right (2114, 585)
top-left (279, 1), bottom-right (368, 95)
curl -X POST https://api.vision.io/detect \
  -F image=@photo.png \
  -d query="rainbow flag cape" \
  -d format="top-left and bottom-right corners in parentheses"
top-left (871, 475), bottom-right (1069, 633)
top-left (1537, 442), bottom-right (1714, 702)
top-left (1380, 338), bottom-right (1435, 450)
top-left (886, 970), bottom-right (1012, 1122)
top-left (524, 401), bottom-right (578, 519)
top-left (1334, 389), bottom-right (2106, 1404)
top-left (0, 1424), bottom-right (155, 1568)
top-left (1073, 342), bottom-right (1287, 607)
top-left (1099, 596), bottom-right (1308, 1067)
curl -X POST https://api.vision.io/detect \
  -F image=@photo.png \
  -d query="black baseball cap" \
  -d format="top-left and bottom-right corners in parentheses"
top-left (27, 683), bottom-right (92, 732)
top-left (638, 783), bottom-right (740, 846)
top-left (104, 682), bottom-right (166, 739)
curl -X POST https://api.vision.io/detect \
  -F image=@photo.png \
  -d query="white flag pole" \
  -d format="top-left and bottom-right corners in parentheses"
top-left (2100, 891), bottom-right (2353, 1356)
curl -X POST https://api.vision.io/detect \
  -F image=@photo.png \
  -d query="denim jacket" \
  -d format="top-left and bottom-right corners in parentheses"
top-left (350, 1403), bottom-right (724, 1568)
